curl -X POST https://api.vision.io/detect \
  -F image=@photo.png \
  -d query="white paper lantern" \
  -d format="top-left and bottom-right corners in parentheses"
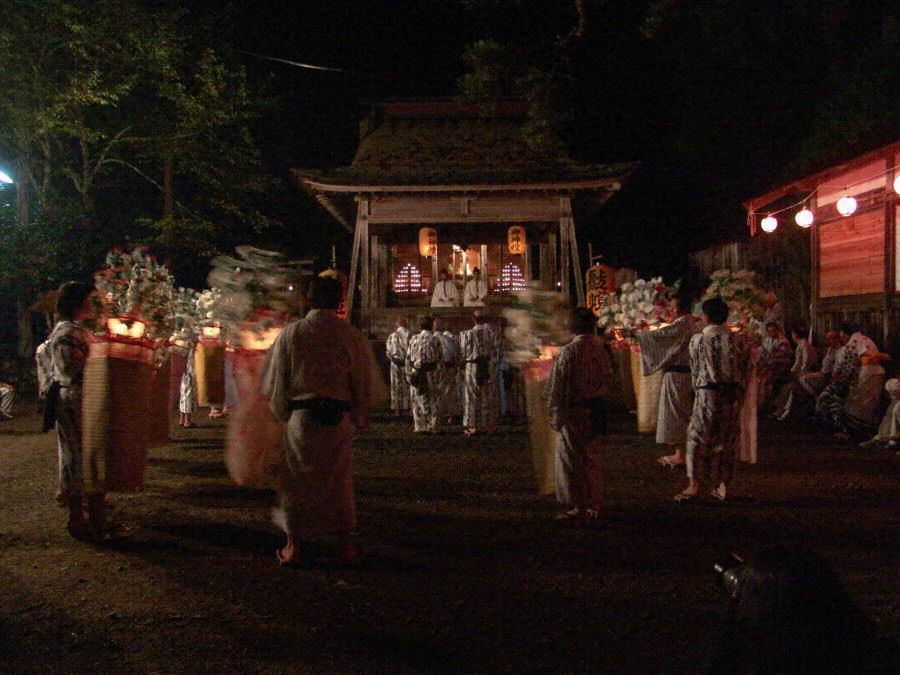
top-left (893, 174), bottom-right (900, 195)
top-left (836, 195), bottom-right (857, 216)
top-left (760, 215), bottom-right (778, 233)
top-left (794, 207), bottom-right (814, 228)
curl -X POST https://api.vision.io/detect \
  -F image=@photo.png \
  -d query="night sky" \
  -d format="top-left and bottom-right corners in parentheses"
top-left (185, 0), bottom-right (898, 278)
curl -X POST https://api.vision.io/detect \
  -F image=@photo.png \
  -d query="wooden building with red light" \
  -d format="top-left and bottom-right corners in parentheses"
top-left (294, 100), bottom-right (636, 337)
top-left (745, 140), bottom-right (899, 349)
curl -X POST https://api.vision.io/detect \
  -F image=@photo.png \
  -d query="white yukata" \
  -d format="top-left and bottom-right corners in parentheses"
top-left (436, 331), bottom-right (461, 418)
top-left (460, 323), bottom-right (499, 431)
top-left (546, 335), bottom-right (611, 512)
top-left (686, 325), bottom-right (745, 486)
top-left (463, 278), bottom-right (488, 307)
top-left (405, 330), bottom-right (442, 433)
top-left (179, 343), bottom-right (197, 415)
top-left (385, 327), bottom-right (410, 412)
top-left (817, 332), bottom-right (882, 434)
top-left (636, 314), bottom-right (702, 446)
top-left (431, 279), bottom-right (459, 308)
top-left (261, 309), bottom-right (378, 538)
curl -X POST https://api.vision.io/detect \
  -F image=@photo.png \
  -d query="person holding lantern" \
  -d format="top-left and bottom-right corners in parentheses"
top-left (45, 282), bottom-right (122, 540)
top-left (385, 317), bottom-right (411, 417)
top-left (634, 286), bottom-right (702, 468)
top-left (464, 267), bottom-right (489, 307)
top-left (261, 276), bottom-right (380, 566)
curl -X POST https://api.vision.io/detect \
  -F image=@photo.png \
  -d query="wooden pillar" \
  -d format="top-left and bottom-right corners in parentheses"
top-left (884, 152), bottom-right (896, 349)
top-left (361, 206), bottom-right (370, 320)
top-left (431, 249), bottom-right (439, 292)
top-left (378, 241), bottom-right (389, 307)
top-left (559, 198), bottom-right (571, 301)
top-left (346, 197), bottom-right (368, 323)
top-left (371, 235), bottom-right (380, 309)
top-left (524, 243), bottom-right (532, 282)
top-left (567, 215), bottom-right (585, 306)
top-left (548, 232), bottom-right (557, 292)
top-left (809, 191), bottom-right (820, 338)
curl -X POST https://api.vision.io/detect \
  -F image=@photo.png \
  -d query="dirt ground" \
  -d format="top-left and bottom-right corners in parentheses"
top-left (1, 403), bottom-right (897, 673)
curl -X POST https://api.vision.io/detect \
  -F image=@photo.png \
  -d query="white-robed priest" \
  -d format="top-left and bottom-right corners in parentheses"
top-left (634, 288), bottom-right (702, 468)
top-left (261, 276), bottom-right (381, 567)
top-left (430, 269), bottom-right (459, 308)
top-left (463, 267), bottom-right (489, 307)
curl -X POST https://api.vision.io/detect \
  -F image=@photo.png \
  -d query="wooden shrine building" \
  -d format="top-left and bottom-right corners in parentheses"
top-left (294, 100), bottom-right (636, 337)
top-left (745, 139), bottom-right (899, 350)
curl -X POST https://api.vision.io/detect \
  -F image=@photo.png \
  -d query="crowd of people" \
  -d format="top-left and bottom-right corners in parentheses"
top-left (385, 309), bottom-right (525, 437)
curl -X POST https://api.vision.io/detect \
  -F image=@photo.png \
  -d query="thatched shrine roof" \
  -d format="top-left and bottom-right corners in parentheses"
top-left (296, 101), bottom-right (635, 188)
top-left (294, 100), bottom-right (637, 229)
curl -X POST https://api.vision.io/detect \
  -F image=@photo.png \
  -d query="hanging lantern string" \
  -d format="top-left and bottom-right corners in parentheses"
top-left (749, 164), bottom-right (898, 219)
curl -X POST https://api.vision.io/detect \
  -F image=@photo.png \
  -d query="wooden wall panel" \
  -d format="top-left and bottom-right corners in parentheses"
top-left (818, 209), bottom-right (885, 298)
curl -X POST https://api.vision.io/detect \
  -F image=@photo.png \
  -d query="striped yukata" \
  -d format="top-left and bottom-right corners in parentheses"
top-left (405, 330), bottom-right (442, 433)
top-left (798, 345), bottom-right (837, 398)
top-left (47, 321), bottom-right (90, 497)
top-left (636, 314), bottom-right (702, 446)
top-left (385, 327), bottom-right (410, 413)
top-left (686, 325), bottom-right (746, 486)
top-left (816, 333), bottom-right (882, 434)
top-left (460, 324), bottom-right (499, 431)
top-left (179, 343), bottom-right (197, 414)
top-left (436, 331), bottom-right (461, 418)
top-left (546, 334), bottom-right (611, 512)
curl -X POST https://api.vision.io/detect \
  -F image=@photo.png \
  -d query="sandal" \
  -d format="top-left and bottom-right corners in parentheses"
top-left (464, 429), bottom-right (478, 437)
top-left (710, 485), bottom-right (727, 502)
top-left (673, 491), bottom-right (697, 503)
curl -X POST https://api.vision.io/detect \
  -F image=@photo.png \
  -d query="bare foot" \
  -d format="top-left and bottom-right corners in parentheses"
top-left (276, 543), bottom-right (300, 566)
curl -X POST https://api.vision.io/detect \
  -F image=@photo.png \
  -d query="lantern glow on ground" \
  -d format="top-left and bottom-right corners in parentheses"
top-left (760, 215), bottom-right (778, 233)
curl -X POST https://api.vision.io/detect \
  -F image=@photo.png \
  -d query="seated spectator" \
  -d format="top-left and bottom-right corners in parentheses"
top-left (797, 330), bottom-right (843, 400)
top-left (771, 322), bottom-right (818, 420)
top-left (859, 378), bottom-right (900, 448)
top-left (757, 322), bottom-right (792, 413)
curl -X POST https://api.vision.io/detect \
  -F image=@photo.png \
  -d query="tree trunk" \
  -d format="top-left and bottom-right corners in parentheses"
top-left (16, 155), bottom-right (29, 229)
top-left (16, 293), bottom-right (33, 358)
top-left (163, 157), bottom-right (174, 217)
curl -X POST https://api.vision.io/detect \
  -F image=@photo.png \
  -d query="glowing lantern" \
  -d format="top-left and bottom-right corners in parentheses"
top-left (836, 195), bottom-right (857, 216)
top-left (794, 208), bottom-right (814, 228)
top-left (202, 325), bottom-right (221, 339)
top-left (760, 215), bottom-right (778, 233)
top-left (507, 225), bottom-right (527, 255)
top-left (107, 317), bottom-right (146, 339)
top-left (418, 227), bottom-right (438, 257)
top-left (893, 174), bottom-right (900, 195)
